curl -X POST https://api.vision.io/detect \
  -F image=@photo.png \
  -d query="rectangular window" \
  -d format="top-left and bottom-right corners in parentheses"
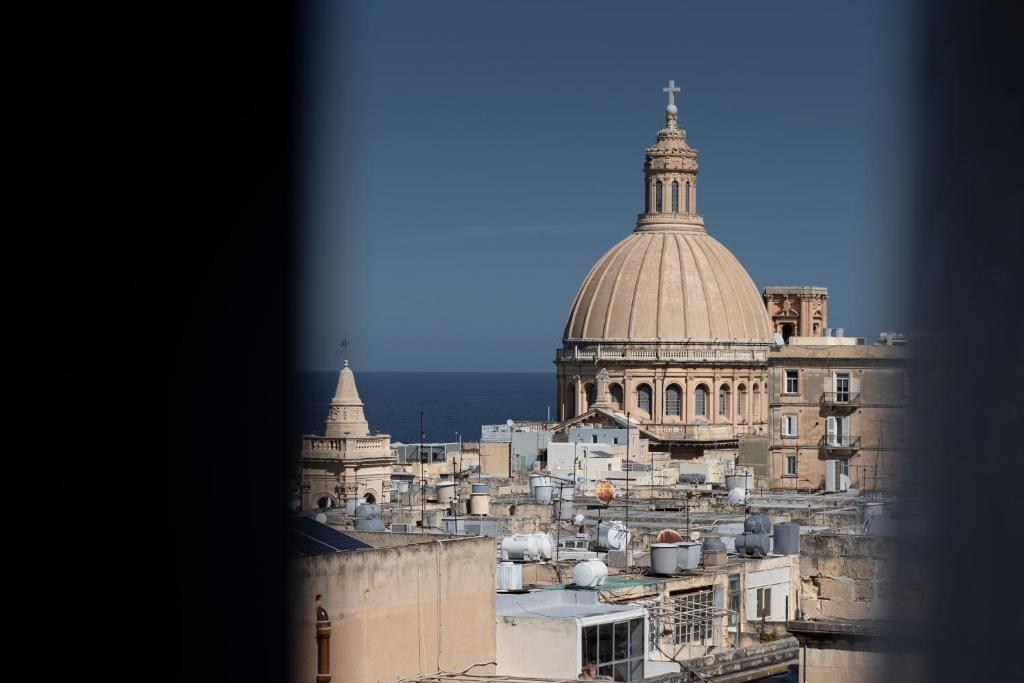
top-left (780, 415), bottom-right (797, 437)
top-left (728, 575), bottom-right (740, 626)
top-left (785, 370), bottom-right (799, 394)
top-left (834, 372), bottom-right (850, 402)
top-left (581, 619), bottom-right (644, 682)
top-left (756, 587), bottom-right (772, 619)
top-left (786, 455), bottom-right (797, 476)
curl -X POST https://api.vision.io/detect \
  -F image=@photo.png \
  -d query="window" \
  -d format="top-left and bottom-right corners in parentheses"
top-left (592, 435), bottom-right (598, 444)
top-left (756, 587), bottom-right (772, 619)
top-left (718, 385), bottom-right (729, 418)
top-left (728, 575), bottom-right (740, 626)
top-left (752, 384), bottom-right (760, 421)
top-left (610, 383), bottom-right (624, 409)
top-left (655, 181), bottom-right (663, 212)
top-left (671, 181), bottom-right (679, 212)
top-left (566, 384), bottom-right (576, 418)
top-left (785, 370), bottom-right (799, 394)
top-left (637, 384), bottom-right (652, 414)
top-left (665, 384), bottom-right (681, 417)
top-left (826, 415), bottom-right (851, 446)
top-left (834, 372), bottom-right (850, 402)
top-left (581, 618), bottom-right (645, 682)
top-left (585, 383), bottom-right (596, 408)
top-left (685, 180), bottom-right (691, 213)
top-left (695, 385), bottom-right (709, 417)
top-left (669, 589), bottom-right (714, 645)
top-left (785, 455), bottom-right (797, 476)
top-left (736, 384), bottom-right (746, 420)
top-left (780, 415), bottom-right (797, 437)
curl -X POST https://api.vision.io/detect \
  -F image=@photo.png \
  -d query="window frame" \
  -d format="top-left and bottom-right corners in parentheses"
top-left (780, 414), bottom-right (797, 438)
top-left (784, 370), bottom-right (799, 395)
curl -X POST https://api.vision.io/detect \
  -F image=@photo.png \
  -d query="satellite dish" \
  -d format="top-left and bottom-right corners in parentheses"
top-left (573, 514), bottom-right (586, 526)
top-left (727, 488), bottom-right (747, 505)
top-left (689, 531), bottom-right (700, 541)
top-left (595, 480), bottom-right (615, 505)
top-left (506, 418), bottom-right (515, 426)
top-left (314, 512), bottom-right (328, 524)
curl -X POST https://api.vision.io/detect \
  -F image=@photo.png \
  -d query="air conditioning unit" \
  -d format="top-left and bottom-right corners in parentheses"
top-left (390, 523), bottom-right (410, 532)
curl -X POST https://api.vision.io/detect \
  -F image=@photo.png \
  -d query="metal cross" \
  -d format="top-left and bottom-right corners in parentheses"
top-left (340, 337), bottom-right (350, 363)
top-left (663, 80), bottom-right (680, 108)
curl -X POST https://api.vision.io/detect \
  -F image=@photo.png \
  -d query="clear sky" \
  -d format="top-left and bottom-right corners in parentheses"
top-left (298, 0), bottom-right (915, 372)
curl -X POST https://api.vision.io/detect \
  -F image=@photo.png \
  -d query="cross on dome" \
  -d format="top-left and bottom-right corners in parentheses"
top-left (663, 80), bottom-right (680, 112)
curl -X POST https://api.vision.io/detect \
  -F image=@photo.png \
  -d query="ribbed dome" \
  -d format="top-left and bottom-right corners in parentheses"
top-left (563, 230), bottom-right (772, 343)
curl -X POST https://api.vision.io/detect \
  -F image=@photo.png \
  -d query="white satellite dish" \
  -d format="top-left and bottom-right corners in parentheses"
top-left (573, 514), bottom-right (586, 526)
top-left (727, 487), bottom-right (747, 506)
top-left (506, 418), bottom-right (515, 426)
top-left (314, 512), bottom-right (328, 524)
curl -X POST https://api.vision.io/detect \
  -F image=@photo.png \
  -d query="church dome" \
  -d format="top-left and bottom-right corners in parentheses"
top-left (563, 229), bottom-right (771, 342)
top-left (562, 84), bottom-right (772, 344)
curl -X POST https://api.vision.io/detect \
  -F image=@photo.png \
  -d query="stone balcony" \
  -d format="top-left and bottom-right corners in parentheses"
top-left (301, 434), bottom-right (391, 458)
top-left (820, 392), bottom-right (861, 412)
top-left (818, 434), bottom-right (862, 456)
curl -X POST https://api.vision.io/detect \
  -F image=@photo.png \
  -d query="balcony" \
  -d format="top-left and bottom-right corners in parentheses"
top-left (819, 434), bottom-right (861, 455)
top-left (820, 392), bottom-right (860, 412)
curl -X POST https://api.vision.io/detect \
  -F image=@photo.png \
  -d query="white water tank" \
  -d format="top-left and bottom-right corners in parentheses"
top-left (727, 487), bottom-right (747, 505)
top-left (534, 485), bottom-right (553, 504)
top-left (500, 533), bottom-right (554, 561)
top-left (572, 560), bottom-right (608, 588)
top-left (496, 561), bottom-right (523, 590)
top-left (598, 521), bottom-right (630, 551)
top-left (469, 492), bottom-right (490, 515)
top-left (436, 480), bottom-right (456, 503)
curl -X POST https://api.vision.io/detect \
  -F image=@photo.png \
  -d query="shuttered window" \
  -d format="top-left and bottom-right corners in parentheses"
top-left (665, 385), bottom-right (681, 416)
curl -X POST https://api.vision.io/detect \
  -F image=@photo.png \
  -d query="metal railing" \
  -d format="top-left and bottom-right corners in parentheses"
top-left (820, 392), bottom-right (861, 408)
top-left (819, 434), bottom-right (862, 451)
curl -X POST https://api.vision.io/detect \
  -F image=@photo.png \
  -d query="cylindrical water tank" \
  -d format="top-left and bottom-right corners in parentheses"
top-left (469, 492), bottom-right (490, 515)
top-left (534, 485), bottom-right (553, 504)
top-left (559, 486), bottom-right (575, 501)
top-left (572, 560), bottom-right (608, 588)
top-left (744, 512), bottom-right (773, 535)
top-left (702, 537), bottom-right (727, 567)
top-left (500, 533), bottom-right (554, 561)
top-left (553, 499), bottom-right (574, 520)
top-left (496, 561), bottom-right (523, 591)
top-left (436, 481), bottom-right (456, 503)
top-left (725, 471), bottom-right (754, 491)
top-left (471, 483), bottom-right (490, 494)
top-left (773, 522), bottom-right (800, 555)
top-left (356, 504), bottom-right (381, 518)
top-left (727, 488), bottom-right (747, 505)
top-left (676, 542), bottom-right (701, 570)
top-left (598, 521), bottom-right (630, 551)
top-left (650, 544), bottom-right (678, 575)
top-left (734, 532), bottom-right (771, 557)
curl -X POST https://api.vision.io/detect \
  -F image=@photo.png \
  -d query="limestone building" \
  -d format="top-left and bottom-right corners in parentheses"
top-left (555, 82), bottom-right (773, 457)
top-left (763, 286), bottom-right (829, 341)
top-left (766, 338), bottom-right (910, 491)
top-left (298, 360), bottom-right (394, 509)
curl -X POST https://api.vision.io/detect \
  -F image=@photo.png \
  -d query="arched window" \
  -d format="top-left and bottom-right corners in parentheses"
top-left (751, 384), bottom-right (760, 421)
top-left (317, 495), bottom-right (336, 510)
top-left (685, 180), bottom-right (691, 213)
top-left (665, 384), bottom-right (682, 417)
top-left (736, 384), bottom-right (747, 421)
top-left (655, 181), bottom-right (663, 212)
top-left (363, 492), bottom-right (377, 504)
top-left (695, 384), bottom-right (709, 417)
top-left (671, 181), bottom-right (679, 213)
top-left (566, 383), bottom-right (577, 419)
top-left (719, 384), bottom-right (730, 418)
top-left (585, 383), bottom-right (596, 409)
top-left (637, 384), bottom-right (653, 414)
top-left (610, 383), bottom-right (623, 409)
top-left (645, 181), bottom-right (652, 213)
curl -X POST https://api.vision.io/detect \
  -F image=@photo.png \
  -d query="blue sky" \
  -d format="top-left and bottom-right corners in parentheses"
top-left (298, 1), bottom-right (915, 372)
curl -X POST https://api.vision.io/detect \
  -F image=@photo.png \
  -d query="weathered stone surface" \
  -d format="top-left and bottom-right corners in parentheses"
top-left (820, 599), bottom-right (871, 621)
top-left (853, 578), bottom-right (875, 601)
top-left (817, 576), bottom-right (854, 601)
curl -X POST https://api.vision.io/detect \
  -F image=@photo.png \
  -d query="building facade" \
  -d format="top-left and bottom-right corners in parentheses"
top-left (298, 361), bottom-right (395, 509)
top-left (763, 286), bottom-right (829, 341)
top-left (767, 339), bottom-right (910, 491)
top-left (554, 84), bottom-right (774, 457)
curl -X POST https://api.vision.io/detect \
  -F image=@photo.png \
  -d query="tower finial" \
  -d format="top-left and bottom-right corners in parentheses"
top-left (340, 337), bottom-right (350, 367)
top-left (663, 80), bottom-right (680, 114)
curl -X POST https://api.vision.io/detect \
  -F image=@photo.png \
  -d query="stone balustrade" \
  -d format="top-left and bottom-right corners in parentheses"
top-left (557, 343), bottom-right (769, 363)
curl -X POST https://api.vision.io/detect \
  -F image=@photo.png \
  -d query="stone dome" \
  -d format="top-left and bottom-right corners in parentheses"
top-left (563, 228), bottom-right (773, 343)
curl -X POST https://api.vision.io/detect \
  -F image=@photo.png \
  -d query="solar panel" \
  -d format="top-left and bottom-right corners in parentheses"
top-left (287, 516), bottom-right (373, 556)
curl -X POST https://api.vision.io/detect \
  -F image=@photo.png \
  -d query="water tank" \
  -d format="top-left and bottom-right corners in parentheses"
top-left (559, 486), bottom-right (576, 501)
top-left (734, 532), bottom-right (771, 557)
top-left (344, 498), bottom-right (358, 515)
top-left (355, 504), bottom-right (385, 531)
top-left (598, 521), bottom-right (630, 551)
top-left (500, 533), bottom-right (554, 561)
top-left (725, 471), bottom-right (754, 491)
top-left (553, 499), bottom-right (574, 520)
top-left (573, 560), bottom-right (609, 588)
top-left (773, 522), bottom-right (800, 555)
top-left (496, 561), bottom-right (523, 590)
top-left (727, 488), bottom-right (747, 505)
top-left (650, 544), bottom-right (678, 575)
top-left (436, 481), bottom-right (456, 503)
top-left (529, 475), bottom-right (550, 491)
top-left (678, 472), bottom-right (706, 484)
top-left (656, 529), bottom-right (683, 544)
top-left (676, 542), bottom-right (701, 570)
top-left (534, 484), bottom-right (553, 504)
top-left (701, 537), bottom-right (727, 567)
top-left (744, 512), bottom-right (773, 535)
top-left (469, 492), bottom-right (490, 515)
top-left (356, 504), bottom-right (381, 519)
top-left (471, 483), bottom-right (490, 494)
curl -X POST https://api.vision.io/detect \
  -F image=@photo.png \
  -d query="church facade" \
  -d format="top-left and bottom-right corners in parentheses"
top-left (555, 83), bottom-right (774, 455)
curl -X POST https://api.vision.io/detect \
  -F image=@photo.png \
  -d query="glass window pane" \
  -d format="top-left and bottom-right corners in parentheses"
top-left (614, 621), bottom-right (628, 660)
top-left (582, 625), bottom-right (597, 666)
top-left (599, 623), bottom-right (613, 663)
top-left (599, 664), bottom-right (613, 677)
top-left (629, 658), bottom-right (644, 681)
top-left (629, 618), bottom-right (644, 659)
top-left (613, 662), bottom-right (628, 681)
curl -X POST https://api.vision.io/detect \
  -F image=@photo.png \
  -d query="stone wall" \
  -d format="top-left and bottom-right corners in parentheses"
top-left (798, 533), bottom-right (895, 621)
top-left (289, 536), bottom-right (496, 683)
